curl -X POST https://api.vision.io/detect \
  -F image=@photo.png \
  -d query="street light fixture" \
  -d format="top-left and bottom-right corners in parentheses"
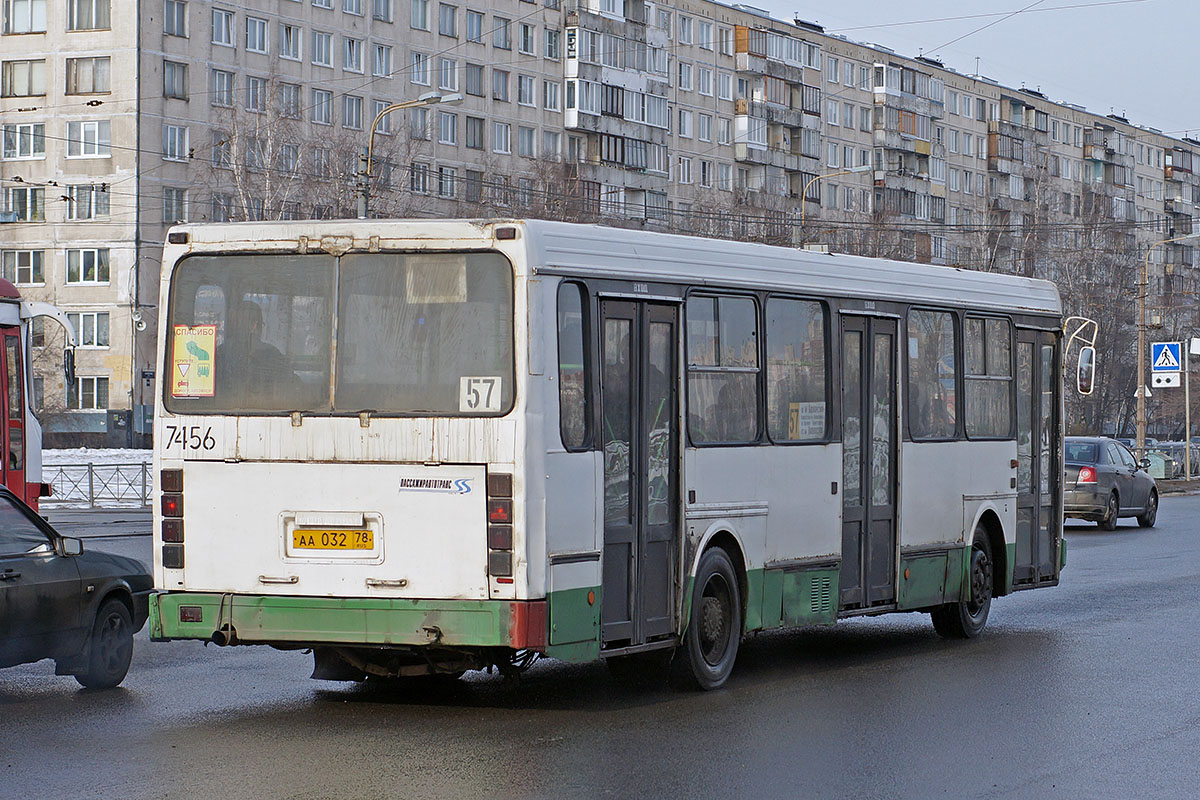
top-left (357, 92), bottom-right (465, 218)
top-left (1136, 229), bottom-right (1200, 458)
top-left (799, 163), bottom-right (873, 239)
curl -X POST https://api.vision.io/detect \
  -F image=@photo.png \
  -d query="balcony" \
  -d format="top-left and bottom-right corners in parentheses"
top-left (733, 144), bottom-right (801, 172)
top-left (738, 99), bottom-right (806, 130)
top-left (873, 129), bottom-right (930, 155)
top-left (734, 53), bottom-right (805, 85)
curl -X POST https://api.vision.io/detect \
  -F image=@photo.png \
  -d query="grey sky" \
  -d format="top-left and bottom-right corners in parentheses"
top-left (756, 0), bottom-right (1199, 138)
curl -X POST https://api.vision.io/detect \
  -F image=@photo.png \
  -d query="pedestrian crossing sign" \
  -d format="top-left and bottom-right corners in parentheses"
top-left (1151, 341), bottom-right (1182, 372)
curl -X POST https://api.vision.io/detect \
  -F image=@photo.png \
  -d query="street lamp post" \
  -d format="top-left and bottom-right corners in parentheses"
top-left (799, 164), bottom-right (873, 244)
top-left (1137, 230), bottom-right (1200, 458)
top-left (357, 91), bottom-right (464, 219)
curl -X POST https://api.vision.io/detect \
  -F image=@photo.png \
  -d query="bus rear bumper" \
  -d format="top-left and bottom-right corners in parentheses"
top-left (149, 592), bottom-right (547, 650)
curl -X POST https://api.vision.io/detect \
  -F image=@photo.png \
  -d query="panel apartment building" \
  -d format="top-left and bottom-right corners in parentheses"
top-left (3, 0), bottom-right (1198, 444)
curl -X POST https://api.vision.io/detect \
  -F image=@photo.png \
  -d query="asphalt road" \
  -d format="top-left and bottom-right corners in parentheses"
top-left (4, 499), bottom-right (1200, 799)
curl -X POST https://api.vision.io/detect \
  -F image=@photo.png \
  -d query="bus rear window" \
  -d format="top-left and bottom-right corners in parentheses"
top-left (165, 251), bottom-right (514, 416)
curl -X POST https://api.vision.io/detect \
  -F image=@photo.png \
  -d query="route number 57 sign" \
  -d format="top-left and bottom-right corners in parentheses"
top-left (460, 377), bottom-right (502, 412)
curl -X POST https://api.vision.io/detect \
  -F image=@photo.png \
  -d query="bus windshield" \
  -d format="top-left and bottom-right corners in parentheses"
top-left (165, 251), bottom-right (514, 415)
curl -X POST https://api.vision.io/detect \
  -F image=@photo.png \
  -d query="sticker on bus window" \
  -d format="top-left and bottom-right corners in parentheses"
top-left (171, 325), bottom-right (217, 397)
top-left (460, 377), bottom-right (502, 413)
top-left (788, 401), bottom-right (826, 440)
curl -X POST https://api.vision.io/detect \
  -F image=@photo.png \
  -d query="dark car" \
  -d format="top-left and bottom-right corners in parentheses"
top-left (0, 488), bottom-right (151, 688)
top-left (1064, 436), bottom-right (1158, 530)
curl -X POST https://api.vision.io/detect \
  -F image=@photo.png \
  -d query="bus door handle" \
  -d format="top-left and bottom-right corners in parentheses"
top-left (258, 574), bottom-right (299, 585)
top-left (365, 578), bottom-right (408, 588)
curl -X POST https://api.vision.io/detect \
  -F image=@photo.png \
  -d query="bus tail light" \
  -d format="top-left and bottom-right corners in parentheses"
top-left (487, 473), bottom-right (514, 581)
top-left (1077, 466), bottom-right (1097, 484)
top-left (161, 470), bottom-right (184, 569)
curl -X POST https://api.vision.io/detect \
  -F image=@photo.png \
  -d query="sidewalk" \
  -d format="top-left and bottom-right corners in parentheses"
top-left (43, 507), bottom-right (152, 539)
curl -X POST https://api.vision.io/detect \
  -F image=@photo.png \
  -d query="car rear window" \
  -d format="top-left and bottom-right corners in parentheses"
top-left (1065, 442), bottom-right (1097, 462)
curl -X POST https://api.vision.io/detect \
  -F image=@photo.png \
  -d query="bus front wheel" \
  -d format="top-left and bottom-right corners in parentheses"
top-left (931, 528), bottom-right (993, 639)
top-left (670, 546), bottom-right (742, 691)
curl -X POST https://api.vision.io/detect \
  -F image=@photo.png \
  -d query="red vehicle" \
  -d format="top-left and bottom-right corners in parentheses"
top-left (0, 279), bottom-right (76, 509)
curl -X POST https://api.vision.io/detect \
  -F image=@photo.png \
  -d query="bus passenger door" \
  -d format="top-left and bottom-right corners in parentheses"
top-left (0, 329), bottom-right (25, 504)
top-left (1014, 330), bottom-right (1059, 585)
top-left (840, 316), bottom-right (898, 609)
top-left (599, 300), bottom-right (679, 647)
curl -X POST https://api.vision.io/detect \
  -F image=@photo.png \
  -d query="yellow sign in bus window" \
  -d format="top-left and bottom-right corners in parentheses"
top-left (171, 325), bottom-right (217, 397)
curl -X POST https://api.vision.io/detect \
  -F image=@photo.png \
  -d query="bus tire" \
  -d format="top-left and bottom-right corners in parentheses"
top-left (931, 528), bottom-right (992, 640)
top-left (670, 546), bottom-right (741, 691)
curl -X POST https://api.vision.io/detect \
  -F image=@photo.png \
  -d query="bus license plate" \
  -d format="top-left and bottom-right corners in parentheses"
top-left (292, 529), bottom-right (374, 550)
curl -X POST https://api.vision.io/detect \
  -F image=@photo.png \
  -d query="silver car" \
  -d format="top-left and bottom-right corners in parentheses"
top-left (1064, 436), bottom-right (1158, 530)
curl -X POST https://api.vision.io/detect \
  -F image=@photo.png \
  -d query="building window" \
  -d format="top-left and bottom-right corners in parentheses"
top-left (67, 120), bottom-right (110, 157)
top-left (677, 61), bottom-right (692, 91)
top-left (312, 31), bottom-right (332, 66)
top-left (517, 74), bottom-right (535, 106)
top-left (245, 75), bottom-right (266, 111)
top-left (312, 88), bottom-right (332, 123)
top-left (210, 69), bottom-right (234, 106)
top-left (438, 58), bottom-right (457, 90)
top-left (67, 312), bottom-right (110, 348)
top-left (3, 187), bottom-right (44, 220)
top-left (373, 0), bottom-right (392, 21)
top-left (518, 22), bottom-right (534, 54)
top-left (411, 0), bottom-right (428, 30)
top-left (464, 115), bottom-right (483, 149)
top-left (64, 56), bottom-right (110, 97)
top-left (409, 106), bottom-right (428, 139)
top-left (67, 0), bottom-right (109, 30)
top-left (343, 36), bottom-right (363, 72)
top-left (162, 60), bottom-right (187, 99)
top-left (163, 0), bottom-right (186, 35)
top-left (464, 62), bottom-right (483, 95)
top-left (545, 28), bottom-right (560, 59)
top-left (492, 68), bottom-right (508, 101)
top-left (343, 0), bottom-right (363, 14)
top-left (677, 155), bottom-right (692, 183)
top-left (162, 123), bottom-right (188, 161)
top-left (163, 187), bottom-right (187, 223)
top-left (280, 24), bottom-right (301, 60)
top-left (518, 125), bottom-right (534, 157)
top-left (68, 376), bottom-right (109, 410)
top-left (373, 43), bottom-right (392, 76)
top-left (465, 9), bottom-right (482, 41)
top-left (2, 123), bottom-right (45, 159)
top-left (0, 251), bottom-right (44, 285)
top-left (438, 166), bottom-right (456, 197)
top-left (410, 161), bottom-right (429, 193)
top-left (437, 110), bottom-right (457, 144)
top-left (1, 59), bottom-right (45, 97)
top-left (493, 15), bottom-right (510, 48)
top-left (279, 82), bottom-right (301, 118)
top-left (66, 248), bottom-right (110, 284)
top-left (211, 8), bottom-right (234, 46)
top-left (67, 184), bottom-right (109, 219)
top-left (410, 51), bottom-right (429, 85)
top-left (245, 15), bottom-right (268, 53)
top-left (4, 0), bottom-right (47, 33)
top-left (543, 80), bottom-right (560, 111)
top-left (342, 95), bottom-right (363, 129)
top-left (438, 2), bottom-right (456, 35)
top-left (369, 99), bottom-right (392, 134)
top-left (492, 121), bottom-right (510, 153)
top-left (542, 130), bottom-right (560, 157)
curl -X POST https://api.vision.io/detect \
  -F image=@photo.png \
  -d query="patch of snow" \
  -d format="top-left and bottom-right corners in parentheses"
top-left (44, 448), bottom-right (152, 466)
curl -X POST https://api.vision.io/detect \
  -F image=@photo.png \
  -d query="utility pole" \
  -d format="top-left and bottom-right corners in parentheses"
top-left (356, 146), bottom-right (369, 220)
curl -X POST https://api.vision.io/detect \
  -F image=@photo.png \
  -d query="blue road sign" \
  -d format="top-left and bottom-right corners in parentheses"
top-left (1152, 342), bottom-right (1182, 372)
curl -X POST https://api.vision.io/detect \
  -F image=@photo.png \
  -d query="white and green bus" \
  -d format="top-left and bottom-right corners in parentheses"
top-left (149, 219), bottom-right (1067, 689)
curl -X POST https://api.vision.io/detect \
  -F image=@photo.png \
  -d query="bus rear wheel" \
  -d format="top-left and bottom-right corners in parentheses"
top-left (931, 528), bottom-right (992, 639)
top-left (670, 547), bottom-right (741, 691)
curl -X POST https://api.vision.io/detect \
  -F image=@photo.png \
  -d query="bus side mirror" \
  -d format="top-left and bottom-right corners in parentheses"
top-left (1077, 346), bottom-right (1095, 396)
top-left (63, 348), bottom-right (76, 386)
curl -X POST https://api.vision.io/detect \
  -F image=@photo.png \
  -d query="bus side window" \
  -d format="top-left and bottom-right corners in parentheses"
top-left (964, 317), bottom-right (1013, 439)
top-left (765, 297), bottom-right (826, 442)
top-left (557, 281), bottom-right (590, 450)
top-left (907, 309), bottom-right (958, 440)
top-left (686, 294), bottom-right (759, 445)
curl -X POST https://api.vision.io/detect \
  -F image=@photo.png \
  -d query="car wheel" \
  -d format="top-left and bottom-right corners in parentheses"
top-left (1137, 490), bottom-right (1158, 528)
top-left (931, 526), bottom-right (993, 639)
top-left (670, 547), bottom-right (741, 691)
top-left (75, 598), bottom-right (134, 690)
top-left (1098, 491), bottom-right (1119, 531)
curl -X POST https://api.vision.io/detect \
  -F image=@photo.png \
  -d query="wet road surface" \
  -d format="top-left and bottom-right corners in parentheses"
top-left (4, 498), bottom-right (1200, 799)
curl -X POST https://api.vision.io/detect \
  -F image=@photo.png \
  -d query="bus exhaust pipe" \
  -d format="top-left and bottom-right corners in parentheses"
top-left (211, 625), bottom-right (237, 647)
